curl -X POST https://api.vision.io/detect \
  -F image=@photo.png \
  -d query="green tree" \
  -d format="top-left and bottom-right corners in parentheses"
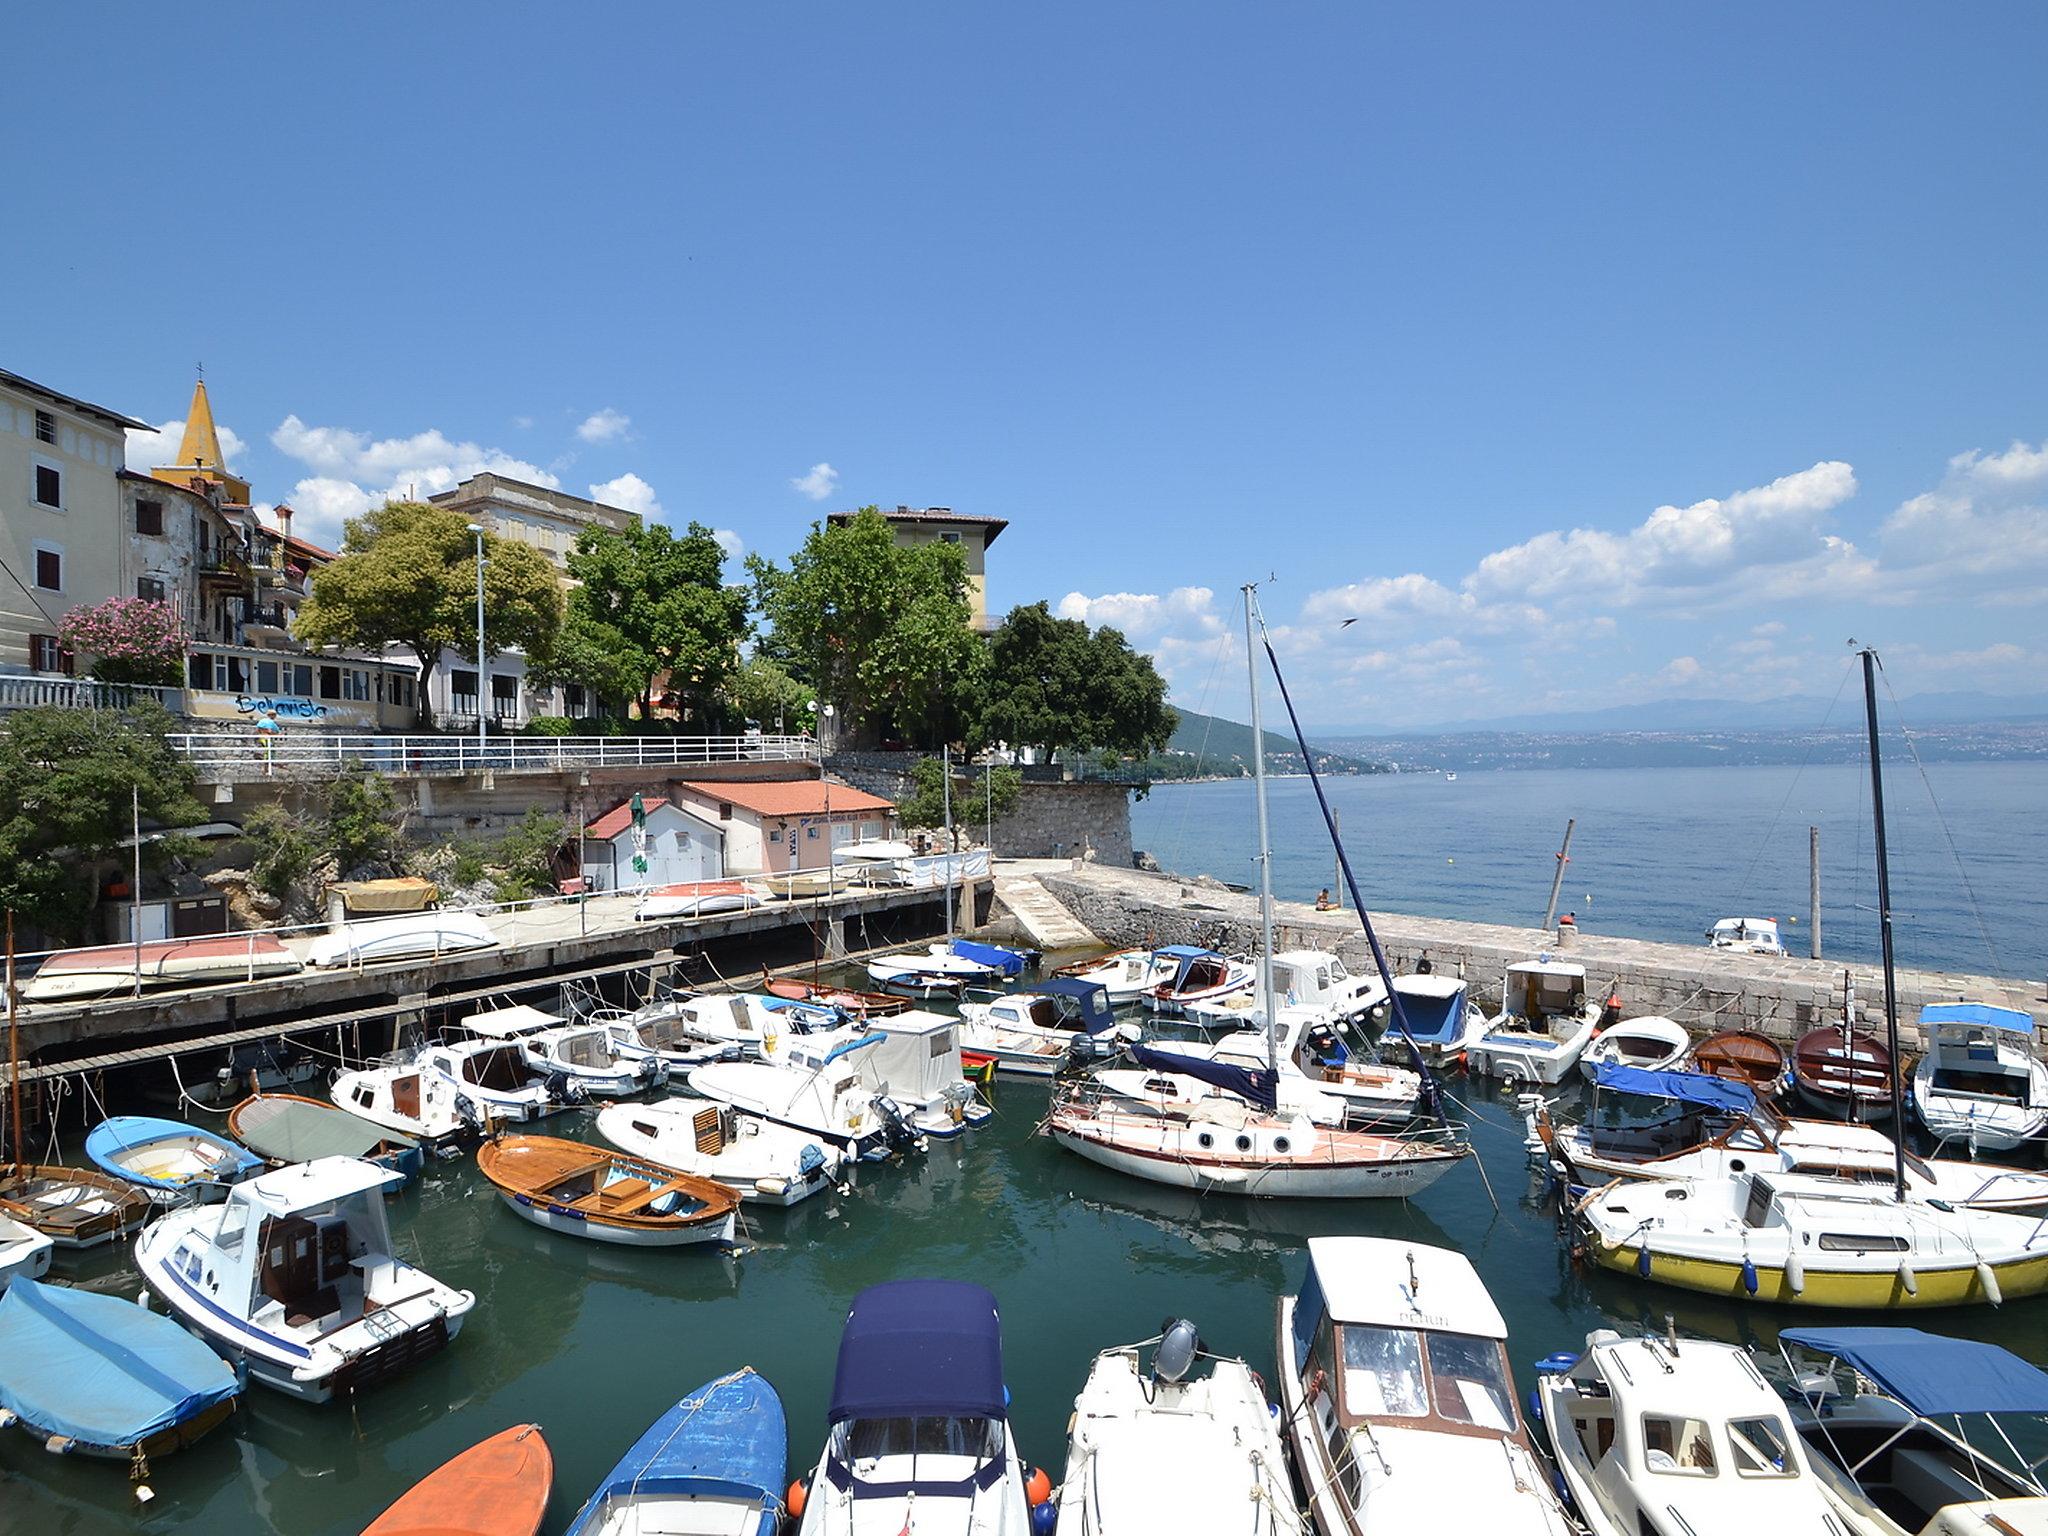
top-left (747, 508), bottom-right (981, 749)
top-left (491, 807), bottom-right (567, 901)
top-left (725, 655), bottom-right (816, 733)
top-left (561, 522), bottom-right (749, 725)
top-left (293, 501), bottom-right (563, 728)
top-left (980, 602), bottom-right (1177, 759)
top-left (895, 756), bottom-right (1021, 831)
top-left (0, 703), bottom-right (205, 938)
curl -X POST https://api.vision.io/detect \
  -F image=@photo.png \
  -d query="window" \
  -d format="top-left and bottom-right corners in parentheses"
top-left (1729, 1416), bottom-right (1796, 1477)
top-left (137, 577), bottom-right (166, 603)
top-left (492, 674), bottom-right (518, 717)
top-left (34, 463), bottom-right (60, 507)
top-left (718, 802), bottom-right (733, 820)
top-left (33, 545), bottom-right (62, 590)
top-left (768, 829), bottom-right (783, 844)
top-left (1641, 1416), bottom-right (1718, 1476)
top-left (319, 665), bottom-right (341, 700)
top-left (34, 409), bottom-right (56, 444)
top-left (1817, 1232), bottom-right (1910, 1252)
top-left (257, 661), bottom-right (279, 694)
top-left (939, 531), bottom-right (962, 543)
top-left (29, 635), bottom-right (68, 674)
top-left (1424, 1332), bottom-right (1515, 1431)
top-left (189, 654), bottom-right (212, 690)
top-left (291, 665), bottom-right (313, 697)
top-left (345, 670), bottom-right (369, 702)
top-left (1340, 1326), bottom-right (1427, 1418)
top-left (135, 499), bottom-right (164, 535)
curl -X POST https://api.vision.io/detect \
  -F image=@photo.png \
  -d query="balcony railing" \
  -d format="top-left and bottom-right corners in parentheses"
top-left (167, 731), bottom-right (821, 780)
top-left (0, 675), bottom-right (182, 713)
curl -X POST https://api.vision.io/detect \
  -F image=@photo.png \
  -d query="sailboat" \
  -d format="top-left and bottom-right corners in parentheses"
top-left (1044, 585), bottom-right (1470, 1199)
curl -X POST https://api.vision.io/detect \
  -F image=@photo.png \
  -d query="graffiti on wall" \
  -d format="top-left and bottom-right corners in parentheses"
top-left (234, 695), bottom-right (328, 720)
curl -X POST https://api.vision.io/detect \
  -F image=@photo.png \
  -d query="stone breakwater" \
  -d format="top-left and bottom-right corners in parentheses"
top-left (1037, 864), bottom-right (2048, 1044)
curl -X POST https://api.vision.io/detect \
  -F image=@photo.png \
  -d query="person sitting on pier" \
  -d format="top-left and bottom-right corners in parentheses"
top-left (1315, 887), bottom-right (1334, 911)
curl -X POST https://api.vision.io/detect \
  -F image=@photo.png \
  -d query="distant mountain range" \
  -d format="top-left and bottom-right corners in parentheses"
top-left (1146, 707), bottom-right (1387, 777)
top-left (1310, 691), bottom-right (2048, 737)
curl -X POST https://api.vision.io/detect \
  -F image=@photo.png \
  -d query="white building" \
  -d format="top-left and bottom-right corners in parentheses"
top-left (670, 778), bottom-right (895, 876)
top-left (581, 795), bottom-right (727, 890)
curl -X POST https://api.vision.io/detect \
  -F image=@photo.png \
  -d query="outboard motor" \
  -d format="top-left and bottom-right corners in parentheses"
top-left (1153, 1317), bottom-right (1202, 1385)
top-left (874, 1094), bottom-right (918, 1152)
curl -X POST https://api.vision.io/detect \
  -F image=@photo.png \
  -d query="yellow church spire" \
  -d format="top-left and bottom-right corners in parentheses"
top-left (153, 375), bottom-right (251, 503)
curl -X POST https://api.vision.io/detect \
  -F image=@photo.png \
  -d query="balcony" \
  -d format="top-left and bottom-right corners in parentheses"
top-left (0, 675), bottom-right (182, 714)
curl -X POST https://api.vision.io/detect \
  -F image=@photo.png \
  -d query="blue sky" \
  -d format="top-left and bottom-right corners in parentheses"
top-left (8, 4), bottom-right (2045, 727)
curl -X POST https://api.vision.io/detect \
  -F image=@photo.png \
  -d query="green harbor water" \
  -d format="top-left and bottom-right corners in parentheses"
top-left (8, 985), bottom-right (2048, 1535)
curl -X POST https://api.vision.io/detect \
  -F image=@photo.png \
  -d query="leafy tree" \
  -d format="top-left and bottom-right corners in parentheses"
top-left (244, 804), bottom-right (319, 899)
top-left (0, 703), bottom-right (205, 938)
top-left (747, 508), bottom-right (981, 749)
top-left (293, 501), bottom-right (563, 728)
top-left (895, 756), bottom-right (1021, 831)
top-left (491, 807), bottom-right (567, 901)
top-left (725, 655), bottom-right (815, 733)
top-left (326, 764), bottom-right (403, 871)
top-left (560, 522), bottom-right (749, 725)
top-left (57, 598), bottom-right (185, 687)
top-left (980, 602), bottom-right (1177, 759)
top-left (525, 611), bottom-right (645, 718)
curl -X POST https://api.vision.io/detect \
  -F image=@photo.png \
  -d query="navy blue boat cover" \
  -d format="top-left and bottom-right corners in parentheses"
top-left (1131, 1041), bottom-right (1279, 1113)
top-left (950, 939), bottom-right (1027, 976)
top-left (1591, 1063), bottom-right (1755, 1116)
top-left (828, 1280), bottom-right (1006, 1425)
top-left (564, 1367), bottom-right (787, 1536)
top-left (1035, 978), bottom-right (1118, 1034)
top-left (1782, 1327), bottom-right (2048, 1417)
top-left (0, 1279), bottom-right (239, 1448)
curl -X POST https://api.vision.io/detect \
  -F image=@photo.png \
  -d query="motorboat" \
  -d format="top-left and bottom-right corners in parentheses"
top-left (1466, 957), bottom-right (1603, 1086)
top-left (633, 880), bottom-right (769, 921)
top-left (0, 1163), bottom-right (152, 1250)
top-left (1053, 1318), bottom-right (1295, 1535)
top-left (228, 1094), bottom-right (423, 1185)
top-left (1380, 972), bottom-right (1489, 1066)
top-left (1055, 947), bottom-right (1166, 1005)
top-left (1793, 1023), bottom-right (1898, 1122)
top-left (84, 1115), bottom-right (263, 1203)
top-left (763, 975), bottom-right (910, 1016)
top-left (20, 933), bottom-right (302, 1003)
top-left (1572, 1169), bottom-right (2048, 1308)
top-left (586, 994), bottom-right (743, 1074)
top-left (1780, 1326), bottom-right (2048, 1535)
top-left (330, 1039), bottom-right (539, 1144)
top-left (1535, 1327), bottom-right (1844, 1536)
top-left (1911, 1002), bottom-right (2048, 1153)
top-left (363, 1424), bottom-right (552, 1536)
top-left (1141, 946), bottom-right (1254, 1016)
top-left (417, 1033), bottom-right (564, 1122)
top-left (642, 989), bottom-right (834, 1059)
top-left (863, 944), bottom-right (1007, 998)
top-left (1683, 1029), bottom-right (1788, 1098)
top-left (688, 1042), bottom-right (901, 1164)
top-left (786, 1011), bottom-right (992, 1138)
top-left (1184, 948), bottom-right (1386, 1031)
top-left (463, 1004), bottom-right (664, 1098)
top-left (566, 1368), bottom-right (785, 1536)
top-left (958, 979), bottom-right (1125, 1077)
top-left (1275, 1236), bottom-right (1577, 1536)
top-left (0, 1278), bottom-right (240, 1465)
top-left (304, 909), bottom-right (499, 968)
top-left (0, 1212), bottom-right (53, 1291)
top-left (134, 1156), bottom-right (476, 1401)
top-left (475, 1135), bottom-right (737, 1249)
top-left (952, 937), bottom-right (1040, 978)
top-left (793, 1279), bottom-right (1034, 1536)
top-left (1579, 1016), bottom-right (1692, 1081)
top-left (1706, 917), bottom-right (1786, 957)
top-left (1144, 1008), bottom-right (1425, 1125)
top-left (596, 1099), bottom-right (845, 1207)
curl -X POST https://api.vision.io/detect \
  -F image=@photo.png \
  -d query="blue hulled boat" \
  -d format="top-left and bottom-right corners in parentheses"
top-left (84, 1115), bottom-right (263, 1202)
top-left (565, 1366), bottom-right (786, 1535)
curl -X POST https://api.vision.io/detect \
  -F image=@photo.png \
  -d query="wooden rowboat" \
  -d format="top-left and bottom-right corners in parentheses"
top-left (362, 1423), bottom-right (552, 1536)
top-left (1792, 1025), bottom-right (1898, 1121)
top-left (762, 976), bottom-right (909, 1016)
top-left (476, 1136), bottom-right (738, 1248)
top-left (1685, 1028), bottom-right (1787, 1096)
top-left (0, 1163), bottom-right (152, 1250)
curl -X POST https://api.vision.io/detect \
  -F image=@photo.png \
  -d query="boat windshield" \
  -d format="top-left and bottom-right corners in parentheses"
top-left (834, 1415), bottom-right (1004, 1468)
top-left (1340, 1325), bottom-right (1517, 1431)
top-left (1426, 1332), bottom-right (1515, 1430)
top-left (1342, 1326), bottom-right (1427, 1417)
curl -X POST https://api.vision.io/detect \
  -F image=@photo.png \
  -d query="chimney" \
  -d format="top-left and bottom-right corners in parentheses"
top-left (275, 503), bottom-right (294, 541)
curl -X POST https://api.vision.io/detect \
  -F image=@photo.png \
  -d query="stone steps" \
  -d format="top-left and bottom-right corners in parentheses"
top-left (994, 873), bottom-right (1099, 951)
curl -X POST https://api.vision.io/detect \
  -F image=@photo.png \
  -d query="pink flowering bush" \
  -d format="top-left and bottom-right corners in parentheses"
top-left (57, 598), bottom-right (187, 687)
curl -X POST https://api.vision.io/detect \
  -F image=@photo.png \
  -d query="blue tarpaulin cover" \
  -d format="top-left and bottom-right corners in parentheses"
top-left (1782, 1327), bottom-right (2048, 1417)
top-left (0, 1280), bottom-right (239, 1449)
top-left (1150, 945), bottom-right (1212, 961)
top-left (1920, 1003), bottom-right (2036, 1036)
top-left (1130, 1041), bottom-right (1280, 1113)
top-left (828, 1280), bottom-right (1006, 1425)
top-left (1591, 1063), bottom-right (1756, 1116)
top-left (1035, 978), bottom-right (1118, 1034)
top-left (565, 1368), bottom-right (787, 1536)
top-left (950, 939), bottom-right (1027, 977)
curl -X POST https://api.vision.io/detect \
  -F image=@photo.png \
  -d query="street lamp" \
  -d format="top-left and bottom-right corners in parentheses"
top-left (819, 703), bottom-right (835, 896)
top-left (468, 523), bottom-right (486, 757)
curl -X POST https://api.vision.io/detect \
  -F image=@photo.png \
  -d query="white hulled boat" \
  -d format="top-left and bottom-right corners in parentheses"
top-left (632, 880), bottom-right (768, 921)
top-left (1579, 1016), bottom-right (1691, 1080)
top-left (1467, 957), bottom-right (1603, 1085)
top-left (1140, 946), bottom-right (1255, 1017)
top-left (22, 934), bottom-right (302, 1003)
top-left (1183, 948), bottom-right (1385, 1031)
top-left (585, 993), bottom-right (743, 1073)
top-left (1382, 972), bottom-right (1490, 1066)
top-left (1706, 917), bottom-right (1785, 956)
top-left (595, 1099), bottom-right (845, 1207)
top-left (135, 1157), bottom-right (474, 1401)
top-left (687, 1040), bottom-right (901, 1164)
top-left (1911, 1002), bottom-right (2048, 1154)
top-left (957, 981), bottom-right (1125, 1078)
top-left (1158, 1004), bottom-right (1426, 1124)
top-left (463, 1004), bottom-right (664, 1098)
top-left (778, 1010), bottom-right (991, 1139)
top-left (0, 1212), bottom-right (53, 1292)
top-left (1276, 1236), bottom-right (1577, 1536)
top-left (303, 909), bottom-right (498, 968)
top-left (1054, 947), bottom-right (1169, 1005)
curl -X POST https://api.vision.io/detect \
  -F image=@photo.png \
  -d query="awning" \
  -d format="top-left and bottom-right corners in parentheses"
top-left (1591, 1062), bottom-right (1756, 1116)
top-left (1781, 1327), bottom-right (2048, 1417)
top-left (828, 1280), bottom-right (1006, 1424)
top-left (1131, 1041), bottom-right (1278, 1113)
top-left (1035, 978), bottom-right (1118, 1033)
top-left (333, 877), bottom-right (439, 913)
top-left (1920, 1003), bottom-right (2036, 1037)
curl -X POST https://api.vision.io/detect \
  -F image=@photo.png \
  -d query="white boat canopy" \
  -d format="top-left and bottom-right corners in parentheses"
top-left (236, 1157), bottom-right (401, 1217)
top-left (1305, 1235), bottom-right (1507, 1339)
top-left (462, 1005), bottom-right (565, 1038)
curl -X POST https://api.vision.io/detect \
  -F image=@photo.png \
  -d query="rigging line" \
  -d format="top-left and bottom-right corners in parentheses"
top-left (0, 552), bottom-right (65, 632)
top-left (1728, 660), bottom-right (1857, 910)
top-left (1168, 624), bottom-right (1238, 870)
top-left (1876, 659), bottom-right (2012, 990)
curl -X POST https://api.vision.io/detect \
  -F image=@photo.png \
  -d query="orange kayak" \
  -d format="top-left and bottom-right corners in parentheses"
top-left (361, 1423), bottom-right (552, 1536)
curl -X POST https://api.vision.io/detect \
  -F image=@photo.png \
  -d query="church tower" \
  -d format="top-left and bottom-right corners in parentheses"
top-left (152, 377), bottom-right (251, 504)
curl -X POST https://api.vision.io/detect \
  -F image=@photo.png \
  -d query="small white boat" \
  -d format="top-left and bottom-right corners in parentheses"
top-left (957, 981), bottom-right (1124, 1078)
top-left (1054, 1320), bottom-right (1297, 1536)
top-left (0, 1213), bottom-right (54, 1292)
top-left (595, 1099), bottom-right (845, 1206)
top-left (1706, 917), bottom-right (1785, 956)
top-left (1912, 1002), bottom-right (2048, 1153)
top-left (863, 945), bottom-right (1005, 999)
top-left (1536, 1327), bottom-right (1845, 1536)
top-left (632, 881), bottom-right (769, 921)
top-left (687, 1045), bottom-right (900, 1164)
top-left (1578, 1016), bottom-right (1692, 1081)
top-left (643, 990), bottom-right (833, 1059)
top-left (1141, 945), bottom-right (1255, 1016)
top-left (1467, 957), bottom-right (1602, 1086)
top-left (1172, 1004), bottom-right (1428, 1123)
top-left (1275, 1236), bottom-right (1577, 1536)
top-left (587, 999), bottom-right (739, 1073)
top-left (332, 1035), bottom-right (558, 1140)
top-left (1055, 947), bottom-right (1163, 1005)
top-left (784, 1011), bottom-right (991, 1138)
top-left (134, 1157), bottom-right (475, 1401)
top-left (463, 1005), bottom-right (664, 1098)
top-left (1183, 948), bottom-right (1386, 1031)
top-left (304, 910), bottom-right (498, 968)
top-left (21, 933), bottom-right (302, 1003)
top-left (1382, 972), bottom-right (1490, 1065)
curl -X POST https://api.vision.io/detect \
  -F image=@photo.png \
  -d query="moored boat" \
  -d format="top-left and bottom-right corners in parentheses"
top-left (362, 1423), bottom-right (552, 1536)
top-left (1382, 972), bottom-right (1489, 1065)
top-left (463, 1004), bottom-right (664, 1098)
top-left (1578, 1015), bottom-right (1691, 1081)
top-left (304, 909), bottom-right (498, 968)
top-left (0, 1163), bottom-right (152, 1249)
top-left (228, 1093), bottom-right (422, 1185)
top-left (1141, 945), bottom-right (1254, 1016)
top-left (1683, 1028), bottom-right (1787, 1096)
top-left (565, 1368), bottom-right (786, 1536)
top-left (762, 975), bottom-right (910, 1016)
top-left (1911, 1001), bottom-right (2048, 1153)
top-left (0, 1211), bottom-right (53, 1291)
top-left (782, 1010), bottom-right (992, 1138)
top-left (84, 1115), bottom-right (263, 1203)
top-left (475, 1135), bottom-right (737, 1248)
top-left (957, 979), bottom-right (1123, 1078)
top-left (1467, 956), bottom-right (1603, 1086)
top-left (20, 933), bottom-right (302, 1003)
top-left (1793, 1022), bottom-right (1897, 1122)
top-left (594, 1099), bottom-right (844, 1207)
top-left (1055, 946), bottom-right (1164, 1005)
top-left (687, 1048), bottom-right (900, 1164)
top-left (1706, 916), bottom-right (1786, 956)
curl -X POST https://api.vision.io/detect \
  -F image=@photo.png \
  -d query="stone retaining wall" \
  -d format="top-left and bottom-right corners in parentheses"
top-left (825, 751), bottom-right (1134, 863)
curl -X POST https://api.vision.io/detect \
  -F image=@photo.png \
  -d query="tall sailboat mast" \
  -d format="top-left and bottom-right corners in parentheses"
top-left (1858, 646), bottom-right (1908, 1203)
top-left (1243, 586), bottom-right (1279, 1069)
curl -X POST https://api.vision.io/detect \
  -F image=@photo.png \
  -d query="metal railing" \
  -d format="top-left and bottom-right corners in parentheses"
top-left (0, 675), bottom-right (182, 713)
top-left (166, 730), bottom-right (820, 779)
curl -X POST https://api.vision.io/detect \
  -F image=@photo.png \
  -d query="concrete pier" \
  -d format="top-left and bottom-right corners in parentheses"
top-left (1037, 864), bottom-right (2047, 1043)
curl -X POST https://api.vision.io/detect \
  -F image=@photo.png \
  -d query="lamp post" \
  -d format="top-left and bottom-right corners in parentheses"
top-left (819, 703), bottom-right (835, 896)
top-left (468, 522), bottom-right (486, 757)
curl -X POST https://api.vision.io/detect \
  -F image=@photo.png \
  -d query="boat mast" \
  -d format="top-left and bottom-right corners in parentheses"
top-left (1858, 647), bottom-right (1907, 1202)
top-left (5, 911), bottom-right (18, 1172)
top-left (1243, 585), bottom-right (1278, 1069)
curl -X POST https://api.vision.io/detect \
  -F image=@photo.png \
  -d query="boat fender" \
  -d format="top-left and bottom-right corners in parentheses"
top-left (46, 1435), bottom-right (73, 1454)
top-left (1977, 1261), bottom-right (2003, 1306)
top-left (1785, 1251), bottom-right (1806, 1294)
top-left (1897, 1261), bottom-right (1918, 1297)
top-left (755, 1177), bottom-right (788, 1196)
top-left (1636, 1244), bottom-right (1652, 1278)
top-left (1031, 1502), bottom-right (1058, 1536)
top-left (1532, 1352), bottom-right (1580, 1375)
top-left (785, 1479), bottom-right (807, 1518)
top-left (1527, 1388), bottom-right (1544, 1426)
top-left (1741, 1258), bottom-right (1760, 1296)
top-left (0, 1410), bottom-right (14, 1430)
top-left (1026, 1468), bottom-right (1053, 1506)
top-left (135, 1289), bottom-right (151, 1311)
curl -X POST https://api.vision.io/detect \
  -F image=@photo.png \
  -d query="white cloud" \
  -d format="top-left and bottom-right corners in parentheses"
top-left (790, 462), bottom-right (839, 501)
top-left (125, 419), bottom-right (250, 472)
top-left (1878, 436), bottom-right (2048, 603)
top-left (577, 408), bottom-right (630, 443)
top-left (512, 415), bottom-right (535, 431)
top-left (589, 472), bottom-right (662, 518)
top-left (711, 528), bottom-right (744, 560)
top-left (1057, 586), bottom-right (1226, 644)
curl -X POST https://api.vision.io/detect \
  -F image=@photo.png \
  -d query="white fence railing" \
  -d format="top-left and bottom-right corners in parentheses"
top-left (167, 732), bottom-right (820, 779)
top-left (0, 675), bottom-right (182, 712)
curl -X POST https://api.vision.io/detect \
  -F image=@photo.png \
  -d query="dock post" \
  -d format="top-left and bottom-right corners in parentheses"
top-left (1542, 818), bottom-right (1576, 930)
top-left (1809, 825), bottom-right (1822, 959)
